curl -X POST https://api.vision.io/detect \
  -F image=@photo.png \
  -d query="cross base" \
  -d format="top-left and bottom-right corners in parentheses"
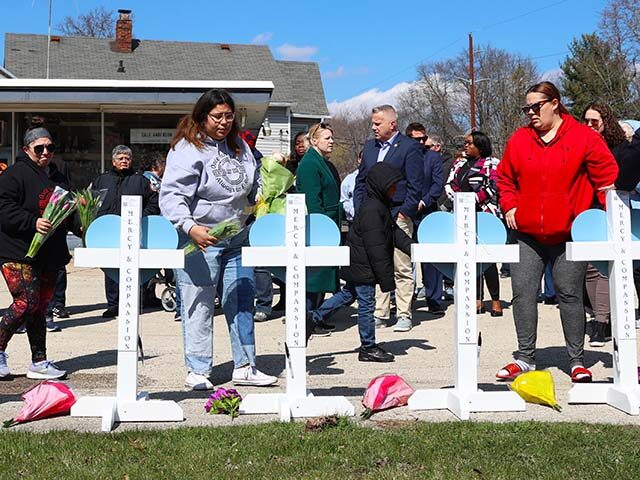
top-left (568, 384), bottom-right (640, 415)
top-left (408, 388), bottom-right (526, 420)
top-left (239, 392), bottom-right (355, 422)
top-left (71, 393), bottom-right (184, 431)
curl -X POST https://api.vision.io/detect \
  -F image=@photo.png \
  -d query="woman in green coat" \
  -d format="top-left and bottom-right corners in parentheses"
top-left (295, 122), bottom-right (342, 316)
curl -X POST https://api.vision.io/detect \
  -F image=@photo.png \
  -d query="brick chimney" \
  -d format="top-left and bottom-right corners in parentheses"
top-left (115, 9), bottom-right (132, 53)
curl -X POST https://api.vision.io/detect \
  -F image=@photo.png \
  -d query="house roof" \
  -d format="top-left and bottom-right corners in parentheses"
top-left (3, 33), bottom-right (329, 116)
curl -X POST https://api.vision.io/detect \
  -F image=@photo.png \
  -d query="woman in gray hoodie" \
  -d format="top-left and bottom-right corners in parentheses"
top-left (160, 89), bottom-right (277, 390)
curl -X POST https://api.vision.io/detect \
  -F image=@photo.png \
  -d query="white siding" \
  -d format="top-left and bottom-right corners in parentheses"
top-left (256, 106), bottom-right (290, 157)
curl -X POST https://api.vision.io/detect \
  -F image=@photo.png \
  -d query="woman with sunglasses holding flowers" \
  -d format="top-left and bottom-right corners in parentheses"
top-left (0, 128), bottom-right (71, 380)
top-left (160, 89), bottom-right (277, 390)
top-left (496, 81), bottom-right (618, 384)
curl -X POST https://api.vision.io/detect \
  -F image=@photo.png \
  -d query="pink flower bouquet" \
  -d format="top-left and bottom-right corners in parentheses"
top-left (26, 186), bottom-right (77, 258)
top-left (204, 387), bottom-right (242, 419)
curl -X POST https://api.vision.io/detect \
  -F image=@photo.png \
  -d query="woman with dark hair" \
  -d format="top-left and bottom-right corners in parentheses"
top-left (285, 131), bottom-right (309, 175)
top-left (445, 131), bottom-right (503, 316)
top-left (160, 89), bottom-right (277, 390)
top-left (296, 122), bottom-right (342, 335)
top-left (496, 81), bottom-right (618, 383)
top-left (0, 128), bottom-right (72, 380)
top-left (581, 103), bottom-right (631, 346)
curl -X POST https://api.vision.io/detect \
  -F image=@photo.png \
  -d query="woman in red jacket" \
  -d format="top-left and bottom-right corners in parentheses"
top-left (496, 81), bottom-right (618, 383)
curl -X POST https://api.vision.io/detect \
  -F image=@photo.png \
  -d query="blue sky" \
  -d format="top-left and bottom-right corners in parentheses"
top-left (0, 0), bottom-right (605, 110)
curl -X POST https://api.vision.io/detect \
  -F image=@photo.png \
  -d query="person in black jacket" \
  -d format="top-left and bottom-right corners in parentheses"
top-left (90, 145), bottom-right (159, 318)
top-left (0, 128), bottom-right (73, 380)
top-left (307, 162), bottom-right (413, 362)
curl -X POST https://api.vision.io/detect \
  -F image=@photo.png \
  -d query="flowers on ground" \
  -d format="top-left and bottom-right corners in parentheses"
top-left (26, 186), bottom-right (77, 258)
top-left (204, 387), bottom-right (242, 419)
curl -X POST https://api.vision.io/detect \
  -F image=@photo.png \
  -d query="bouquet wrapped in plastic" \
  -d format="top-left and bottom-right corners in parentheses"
top-left (204, 387), bottom-right (242, 419)
top-left (3, 381), bottom-right (76, 428)
top-left (509, 370), bottom-right (562, 411)
top-left (74, 188), bottom-right (107, 239)
top-left (183, 218), bottom-right (242, 256)
top-left (255, 156), bottom-right (296, 218)
top-left (361, 374), bottom-right (415, 419)
top-left (26, 186), bottom-right (77, 258)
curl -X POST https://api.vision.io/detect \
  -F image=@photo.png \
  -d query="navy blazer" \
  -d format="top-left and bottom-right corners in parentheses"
top-left (353, 132), bottom-right (424, 219)
top-left (419, 149), bottom-right (444, 217)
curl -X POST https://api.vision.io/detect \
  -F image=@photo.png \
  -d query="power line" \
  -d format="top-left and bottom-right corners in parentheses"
top-left (344, 0), bottom-right (576, 100)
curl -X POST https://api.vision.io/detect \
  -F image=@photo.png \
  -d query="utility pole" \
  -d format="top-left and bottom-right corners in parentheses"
top-left (469, 33), bottom-right (475, 130)
top-left (46, 0), bottom-right (53, 79)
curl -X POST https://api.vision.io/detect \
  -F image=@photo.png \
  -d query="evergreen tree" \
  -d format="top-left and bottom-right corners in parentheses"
top-left (561, 33), bottom-right (635, 117)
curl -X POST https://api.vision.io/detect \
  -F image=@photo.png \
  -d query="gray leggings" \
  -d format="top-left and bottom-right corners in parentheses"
top-left (510, 234), bottom-right (587, 369)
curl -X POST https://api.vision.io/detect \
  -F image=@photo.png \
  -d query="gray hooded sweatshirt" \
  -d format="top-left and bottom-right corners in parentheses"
top-left (160, 136), bottom-right (257, 236)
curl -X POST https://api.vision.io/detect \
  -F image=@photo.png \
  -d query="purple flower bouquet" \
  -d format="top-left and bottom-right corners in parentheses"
top-left (204, 387), bottom-right (242, 419)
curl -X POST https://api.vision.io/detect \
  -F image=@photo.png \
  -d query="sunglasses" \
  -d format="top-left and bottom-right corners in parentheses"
top-left (425, 143), bottom-right (435, 148)
top-left (584, 118), bottom-right (601, 128)
top-left (32, 143), bottom-right (56, 155)
top-left (413, 136), bottom-right (429, 143)
top-left (520, 99), bottom-right (552, 115)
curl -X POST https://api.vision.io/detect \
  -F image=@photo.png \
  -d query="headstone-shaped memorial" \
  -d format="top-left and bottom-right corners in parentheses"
top-left (240, 193), bottom-right (355, 421)
top-left (409, 192), bottom-right (526, 419)
top-left (567, 190), bottom-right (640, 415)
top-left (71, 196), bottom-right (185, 431)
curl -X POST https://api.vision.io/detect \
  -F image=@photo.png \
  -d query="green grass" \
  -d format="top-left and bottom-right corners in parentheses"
top-left (1, 421), bottom-right (639, 479)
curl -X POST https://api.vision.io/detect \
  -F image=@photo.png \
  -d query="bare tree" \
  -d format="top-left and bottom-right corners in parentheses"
top-left (399, 44), bottom-right (537, 156)
top-left (56, 6), bottom-right (116, 38)
top-left (330, 106), bottom-right (371, 177)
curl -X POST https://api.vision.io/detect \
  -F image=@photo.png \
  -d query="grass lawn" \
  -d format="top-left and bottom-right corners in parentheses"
top-left (1, 420), bottom-right (639, 479)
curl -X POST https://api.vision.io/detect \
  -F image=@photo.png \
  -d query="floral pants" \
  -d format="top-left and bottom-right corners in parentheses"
top-left (0, 262), bottom-right (57, 362)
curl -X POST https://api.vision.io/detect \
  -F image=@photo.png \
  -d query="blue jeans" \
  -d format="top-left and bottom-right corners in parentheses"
top-left (175, 241), bottom-right (256, 376)
top-left (254, 269), bottom-right (273, 315)
top-left (312, 283), bottom-right (376, 348)
top-left (421, 263), bottom-right (443, 306)
top-left (46, 267), bottom-right (67, 314)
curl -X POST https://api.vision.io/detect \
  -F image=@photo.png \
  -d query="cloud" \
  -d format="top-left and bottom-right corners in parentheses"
top-left (328, 82), bottom-right (412, 117)
top-left (276, 44), bottom-right (318, 61)
top-left (251, 32), bottom-right (273, 44)
top-left (324, 66), bottom-right (346, 79)
top-left (323, 66), bottom-right (369, 80)
top-left (539, 68), bottom-right (564, 84)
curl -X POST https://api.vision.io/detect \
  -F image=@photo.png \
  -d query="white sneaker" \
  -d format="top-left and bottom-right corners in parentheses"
top-left (393, 316), bottom-right (413, 332)
top-left (184, 372), bottom-right (213, 391)
top-left (0, 351), bottom-right (10, 378)
top-left (253, 311), bottom-right (268, 322)
top-left (26, 360), bottom-right (66, 380)
top-left (232, 365), bottom-right (277, 386)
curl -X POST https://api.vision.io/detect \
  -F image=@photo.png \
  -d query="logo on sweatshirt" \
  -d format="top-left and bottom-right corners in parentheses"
top-left (210, 153), bottom-right (249, 194)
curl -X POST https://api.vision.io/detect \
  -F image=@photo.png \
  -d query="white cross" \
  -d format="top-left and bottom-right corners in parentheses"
top-left (240, 193), bottom-right (355, 421)
top-left (70, 196), bottom-right (185, 431)
top-left (566, 190), bottom-right (640, 414)
top-left (409, 192), bottom-right (525, 419)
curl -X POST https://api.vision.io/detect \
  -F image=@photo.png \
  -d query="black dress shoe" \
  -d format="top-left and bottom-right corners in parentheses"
top-left (426, 299), bottom-right (445, 315)
top-left (102, 308), bottom-right (118, 319)
top-left (358, 345), bottom-right (395, 362)
top-left (316, 320), bottom-right (336, 331)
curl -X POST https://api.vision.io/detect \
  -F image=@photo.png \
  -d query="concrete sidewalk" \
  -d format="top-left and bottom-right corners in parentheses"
top-left (1, 262), bottom-right (639, 432)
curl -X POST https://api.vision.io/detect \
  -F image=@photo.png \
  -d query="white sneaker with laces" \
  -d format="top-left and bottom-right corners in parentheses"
top-left (27, 360), bottom-right (66, 380)
top-left (184, 372), bottom-right (213, 391)
top-left (0, 351), bottom-right (10, 378)
top-left (232, 365), bottom-right (277, 386)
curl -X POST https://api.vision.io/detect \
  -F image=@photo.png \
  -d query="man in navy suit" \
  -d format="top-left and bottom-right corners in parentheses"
top-left (353, 105), bottom-right (424, 332)
top-left (406, 123), bottom-right (445, 314)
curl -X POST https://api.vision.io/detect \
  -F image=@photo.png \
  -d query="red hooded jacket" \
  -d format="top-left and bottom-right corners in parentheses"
top-left (497, 114), bottom-right (618, 245)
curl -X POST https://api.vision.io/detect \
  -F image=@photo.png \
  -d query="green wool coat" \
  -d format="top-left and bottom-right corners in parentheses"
top-left (295, 147), bottom-right (342, 293)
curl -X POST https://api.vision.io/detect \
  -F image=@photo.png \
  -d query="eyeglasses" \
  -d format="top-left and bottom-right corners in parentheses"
top-left (520, 99), bottom-right (552, 115)
top-left (32, 143), bottom-right (56, 155)
top-left (208, 112), bottom-right (235, 123)
top-left (584, 118), bottom-right (601, 128)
